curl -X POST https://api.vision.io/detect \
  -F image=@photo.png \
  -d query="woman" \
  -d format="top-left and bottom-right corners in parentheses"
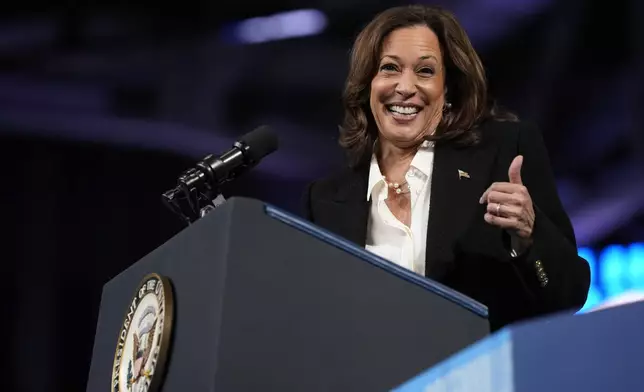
top-left (302, 5), bottom-right (590, 331)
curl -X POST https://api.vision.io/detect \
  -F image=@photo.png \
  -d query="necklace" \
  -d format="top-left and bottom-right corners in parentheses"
top-left (383, 177), bottom-right (411, 195)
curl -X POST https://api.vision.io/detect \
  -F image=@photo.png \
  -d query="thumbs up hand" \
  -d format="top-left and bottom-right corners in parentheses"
top-left (479, 155), bottom-right (536, 250)
top-left (508, 154), bottom-right (524, 185)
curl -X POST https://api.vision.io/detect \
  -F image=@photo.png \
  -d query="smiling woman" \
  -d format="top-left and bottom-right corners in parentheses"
top-left (303, 5), bottom-right (591, 331)
top-left (338, 5), bottom-right (517, 168)
top-left (370, 26), bottom-right (445, 151)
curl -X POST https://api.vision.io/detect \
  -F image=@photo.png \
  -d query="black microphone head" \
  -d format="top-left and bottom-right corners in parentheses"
top-left (239, 125), bottom-right (278, 162)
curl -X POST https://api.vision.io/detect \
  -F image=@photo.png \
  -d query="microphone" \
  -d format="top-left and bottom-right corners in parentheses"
top-left (162, 125), bottom-right (278, 223)
top-left (180, 125), bottom-right (278, 192)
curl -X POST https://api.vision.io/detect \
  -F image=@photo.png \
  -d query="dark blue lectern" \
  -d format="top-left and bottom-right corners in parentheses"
top-left (394, 299), bottom-right (644, 391)
top-left (86, 197), bottom-right (490, 391)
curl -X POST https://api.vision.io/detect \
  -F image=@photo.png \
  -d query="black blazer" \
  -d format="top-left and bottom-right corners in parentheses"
top-left (302, 120), bottom-right (591, 331)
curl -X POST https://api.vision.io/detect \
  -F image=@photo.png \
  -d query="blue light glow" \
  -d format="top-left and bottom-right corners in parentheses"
top-left (579, 243), bottom-right (644, 312)
top-left (232, 9), bottom-right (328, 44)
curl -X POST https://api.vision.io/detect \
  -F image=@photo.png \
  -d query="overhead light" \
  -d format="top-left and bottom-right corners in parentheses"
top-left (233, 9), bottom-right (327, 44)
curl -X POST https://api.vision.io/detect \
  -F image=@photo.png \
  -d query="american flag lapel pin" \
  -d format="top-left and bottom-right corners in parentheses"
top-left (458, 169), bottom-right (470, 180)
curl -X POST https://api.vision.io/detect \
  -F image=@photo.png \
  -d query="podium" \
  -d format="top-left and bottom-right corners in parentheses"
top-left (86, 197), bottom-right (489, 391)
top-left (393, 300), bottom-right (644, 391)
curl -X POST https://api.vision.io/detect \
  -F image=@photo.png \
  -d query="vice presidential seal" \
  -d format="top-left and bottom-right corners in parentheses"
top-left (111, 273), bottom-right (174, 392)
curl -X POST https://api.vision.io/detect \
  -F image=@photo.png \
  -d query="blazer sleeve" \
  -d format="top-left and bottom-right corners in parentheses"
top-left (511, 122), bottom-right (590, 313)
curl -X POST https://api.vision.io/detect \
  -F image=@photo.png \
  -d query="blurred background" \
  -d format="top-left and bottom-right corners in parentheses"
top-left (2, 0), bottom-right (643, 391)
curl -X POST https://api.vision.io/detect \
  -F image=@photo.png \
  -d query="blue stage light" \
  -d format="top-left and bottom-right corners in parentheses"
top-left (223, 9), bottom-right (328, 44)
top-left (579, 243), bottom-right (644, 311)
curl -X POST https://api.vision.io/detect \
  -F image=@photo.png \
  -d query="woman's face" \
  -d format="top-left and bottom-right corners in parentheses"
top-left (369, 25), bottom-right (446, 148)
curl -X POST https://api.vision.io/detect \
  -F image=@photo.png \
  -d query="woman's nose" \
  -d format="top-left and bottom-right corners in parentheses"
top-left (394, 71), bottom-right (417, 97)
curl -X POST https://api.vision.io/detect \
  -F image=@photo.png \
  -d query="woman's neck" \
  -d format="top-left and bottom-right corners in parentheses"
top-left (377, 141), bottom-right (418, 183)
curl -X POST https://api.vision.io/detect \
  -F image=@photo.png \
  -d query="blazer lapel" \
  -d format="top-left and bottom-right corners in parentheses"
top-left (318, 166), bottom-right (370, 247)
top-left (424, 139), bottom-right (498, 281)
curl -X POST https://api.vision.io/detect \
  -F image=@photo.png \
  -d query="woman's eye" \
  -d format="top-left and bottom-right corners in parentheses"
top-left (418, 67), bottom-right (435, 75)
top-left (380, 63), bottom-right (397, 72)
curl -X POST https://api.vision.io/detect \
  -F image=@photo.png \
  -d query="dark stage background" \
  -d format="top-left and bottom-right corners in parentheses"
top-left (2, 1), bottom-right (643, 391)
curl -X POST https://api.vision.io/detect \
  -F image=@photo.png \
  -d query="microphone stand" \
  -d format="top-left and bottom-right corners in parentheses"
top-left (161, 167), bottom-right (226, 225)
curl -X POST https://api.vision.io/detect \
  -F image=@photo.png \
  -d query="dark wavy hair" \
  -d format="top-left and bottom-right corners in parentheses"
top-left (339, 5), bottom-right (517, 166)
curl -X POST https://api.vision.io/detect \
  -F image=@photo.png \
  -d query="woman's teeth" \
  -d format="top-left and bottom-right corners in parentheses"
top-left (388, 105), bottom-right (419, 115)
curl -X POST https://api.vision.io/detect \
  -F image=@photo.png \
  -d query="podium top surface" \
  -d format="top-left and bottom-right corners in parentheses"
top-left (265, 203), bottom-right (488, 318)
